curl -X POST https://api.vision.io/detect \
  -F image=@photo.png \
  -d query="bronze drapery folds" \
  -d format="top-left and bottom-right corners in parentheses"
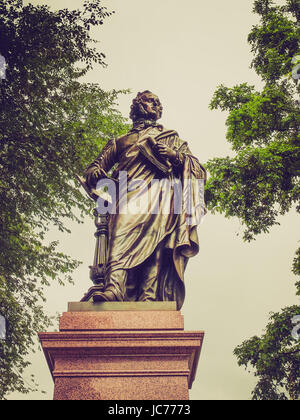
top-left (83, 91), bottom-right (206, 309)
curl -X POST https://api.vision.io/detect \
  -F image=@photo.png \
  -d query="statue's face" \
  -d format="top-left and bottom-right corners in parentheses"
top-left (130, 91), bottom-right (162, 121)
top-left (139, 92), bottom-right (160, 119)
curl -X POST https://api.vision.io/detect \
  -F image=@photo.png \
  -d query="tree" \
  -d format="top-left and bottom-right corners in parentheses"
top-left (233, 306), bottom-right (300, 400)
top-left (0, 0), bottom-right (129, 399)
top-left (205, 0), bottom-right (300, 399)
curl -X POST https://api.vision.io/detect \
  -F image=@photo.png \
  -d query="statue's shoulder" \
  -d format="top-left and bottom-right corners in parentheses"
top-left (156, 127), bottom-right (178, 139)
top-left (114, 133), bottom-right (128, 145)
top-left (114, 131), bottom-right (138, 150)
top-left (115, 132), bottom-right (130, 141)
top-left (156, 127), bottom-right (185, 149)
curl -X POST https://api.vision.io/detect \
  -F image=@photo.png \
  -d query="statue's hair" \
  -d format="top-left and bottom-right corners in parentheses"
top-left (130, 91), bottom-right (163, 121)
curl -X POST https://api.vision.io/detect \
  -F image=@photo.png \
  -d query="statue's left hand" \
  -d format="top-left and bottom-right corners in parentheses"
top-left (155, 141), bottom-right (176, 161)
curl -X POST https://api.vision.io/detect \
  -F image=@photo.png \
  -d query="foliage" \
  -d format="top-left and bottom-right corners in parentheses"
top-left (206, 0), bottom-right (300, 399)
top-left (0, 0), bottom-right (129, 399)
top-left (234, 306), bottom-right (300, 400)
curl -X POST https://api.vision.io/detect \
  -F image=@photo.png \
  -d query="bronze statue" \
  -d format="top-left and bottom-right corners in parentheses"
top-left (83, 91), bottom-right (206, 309)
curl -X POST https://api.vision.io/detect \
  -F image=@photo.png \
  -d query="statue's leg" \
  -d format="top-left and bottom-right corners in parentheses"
top-left (95, 243), bottom-right (165, 303)
top-left (137, 244), bottom-right (164, 302)
top-left (93, 269), bottom-right (128, 302)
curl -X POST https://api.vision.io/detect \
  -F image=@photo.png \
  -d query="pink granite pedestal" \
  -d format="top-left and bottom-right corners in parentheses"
top-left (38, 302), bottom-right (204, 400)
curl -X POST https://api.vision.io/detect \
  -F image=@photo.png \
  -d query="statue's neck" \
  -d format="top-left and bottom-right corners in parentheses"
top-left (131, 118), bottom-right (163, 132)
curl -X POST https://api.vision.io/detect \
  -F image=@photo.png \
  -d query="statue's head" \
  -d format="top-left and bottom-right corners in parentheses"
top-left (130, 91), bottom-right (163, 122)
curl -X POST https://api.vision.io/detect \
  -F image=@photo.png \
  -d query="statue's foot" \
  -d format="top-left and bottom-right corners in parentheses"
top-left (92, 290), bottom-right (117, 302)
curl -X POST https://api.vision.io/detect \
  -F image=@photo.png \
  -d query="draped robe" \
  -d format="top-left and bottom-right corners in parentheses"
top-left (85, 125), bottom-right (206, 309)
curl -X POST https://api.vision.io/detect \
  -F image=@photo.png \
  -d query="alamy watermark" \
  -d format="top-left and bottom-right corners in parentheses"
top-left (291, 315), bottom-right (300, 340)
top-left (0, 315), bottom-right (6, 340)
top-left (291, 55), bottom-right (300, 80)
top-left (94, 171), bottom-right (206, 226)
top-left (0, 54), bottom-right (7, 80)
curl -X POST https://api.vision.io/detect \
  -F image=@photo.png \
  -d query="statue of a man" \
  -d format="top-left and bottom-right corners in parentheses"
top-left (85, 91), bottom-right (206, 309)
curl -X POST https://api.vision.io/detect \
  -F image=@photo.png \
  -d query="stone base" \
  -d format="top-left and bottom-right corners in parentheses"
top-left (38, 302), bottom-right (204, 400)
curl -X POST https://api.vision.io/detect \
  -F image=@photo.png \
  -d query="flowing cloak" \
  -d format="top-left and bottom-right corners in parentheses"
top-left (85, 125), bottom-right (206, 309)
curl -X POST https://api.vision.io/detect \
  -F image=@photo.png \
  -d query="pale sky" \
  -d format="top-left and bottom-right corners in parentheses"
top-left (10, 0), bottom-right (299, 400)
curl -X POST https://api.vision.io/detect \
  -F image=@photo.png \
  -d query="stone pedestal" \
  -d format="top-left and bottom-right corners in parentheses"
top-left (38, 302), bottom-right (204, 400)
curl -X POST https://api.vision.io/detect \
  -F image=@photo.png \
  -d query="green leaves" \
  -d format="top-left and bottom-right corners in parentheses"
top-left (210, 82), bottom-right (299, 151)
top-left (206, 139), bottom-right (300, 241)
top-left (206, 0), bottom-right (300, 243)
top-left (249, 2), bottom-right (299, 81)
top-left (234, 306), bottom-right (300, 400)
top-left (207, 0), bottom-right (300, 400)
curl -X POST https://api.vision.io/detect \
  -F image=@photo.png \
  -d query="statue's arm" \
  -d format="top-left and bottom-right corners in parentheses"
top-left (154, 134), bottom-right (205, 179)
top-left (85, 138), bottom-right (118, 188)
top-left (177, 141), bottom-right (206, 180)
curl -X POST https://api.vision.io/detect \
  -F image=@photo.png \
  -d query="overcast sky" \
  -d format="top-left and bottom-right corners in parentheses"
top-left (10, 0), bottom-right (298, 400)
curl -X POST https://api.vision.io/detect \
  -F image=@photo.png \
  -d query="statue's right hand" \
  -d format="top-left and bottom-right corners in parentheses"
top-left (92, 168), bottom-right (102, 181)
top-left (86, 167), bottom-right (102, 188)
